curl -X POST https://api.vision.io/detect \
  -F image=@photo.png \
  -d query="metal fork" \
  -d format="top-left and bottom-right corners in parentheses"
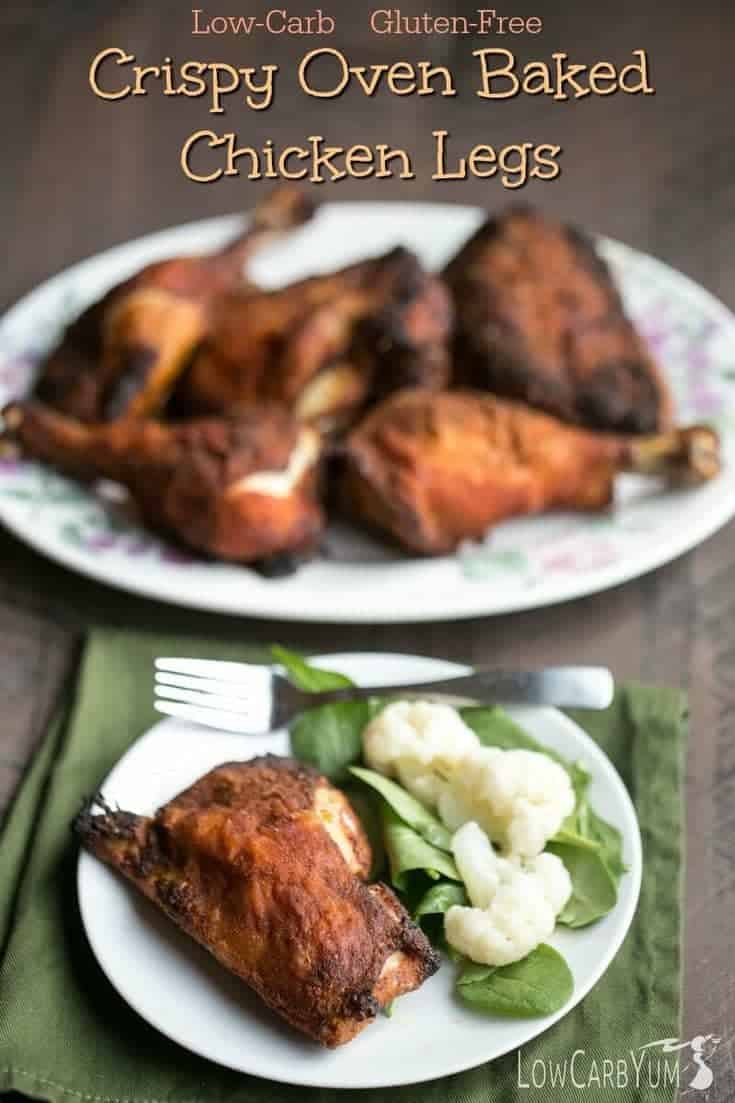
top-left (153, 657), bottom-right (614, 734)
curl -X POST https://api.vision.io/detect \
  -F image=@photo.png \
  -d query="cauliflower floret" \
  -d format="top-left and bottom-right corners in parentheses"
top-left (527, 851), bottom-right (575, 915)
top-left (451, 814), bottom-right (517, 907)
top-left (362, 701), bottom-right (479, 807)
top-left (362, 700), bottom-right (575, 861)
top-left (437, 783), bottom-right (475, 833)
top-left (447, 746), bottom-right (575, 858)
top-left (445, 822), bottom-right (572, 966)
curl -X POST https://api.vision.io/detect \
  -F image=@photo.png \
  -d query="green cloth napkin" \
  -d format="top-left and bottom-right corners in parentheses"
top-left (0, 628), bottom-right (685, 1103)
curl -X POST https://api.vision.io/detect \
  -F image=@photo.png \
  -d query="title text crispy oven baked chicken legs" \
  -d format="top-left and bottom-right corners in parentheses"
top-left (34, 186), bottom-right (315, 423)
top-left (443, 206), bottom-right (672, 434)
top-left (341, 389), bottom-right (720, 555)
top-left (2, 401), bottom-right (323, 566)
top-left (75, 756), bottom-right (439, 1047)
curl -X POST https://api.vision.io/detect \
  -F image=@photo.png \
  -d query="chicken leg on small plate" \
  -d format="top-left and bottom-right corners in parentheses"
top-left (443, 206), bottom-right (672, 434)
top-left (2, 400), bottom-right (324, 566)
top-left (75, 755), bottom-right (439, 1047)
top-left (177, 246), bottom-right (452, 429)
top-left (340, 389), bottom-right (720, 555)
top-left (34, 187), bottom-right (316, 423)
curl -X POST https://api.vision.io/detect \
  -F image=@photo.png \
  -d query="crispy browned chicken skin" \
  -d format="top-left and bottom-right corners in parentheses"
top-left (443, 207), bottom-right (672, 434)
top-left (75, 756), bottom-right (439, 1047)
top-left (341, 389), bottom-right (719, 555)
top-left (34, 187), bottom-right (315, 423)
top-left (2, 401), bottom-right (323, 565)
top-left (177, 246), bottom-right (452, 428)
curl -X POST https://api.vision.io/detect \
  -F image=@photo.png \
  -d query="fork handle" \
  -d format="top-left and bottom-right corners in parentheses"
top-left (299, 667), bottom-right (614, 712)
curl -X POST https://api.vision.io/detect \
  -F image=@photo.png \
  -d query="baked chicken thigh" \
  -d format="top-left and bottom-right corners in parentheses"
top-left (443, 207), bottom-right (672, 434)
top-left (340, 389), bottom-right (720, 555)
top-left (2, 401), bottom-right (323, 565)
top-left (177, 246), bottom-right (452, 428)
top-left (75, 756), bottom-right (439, 1047)
top-left (34, 187), bottom-right (315, 423)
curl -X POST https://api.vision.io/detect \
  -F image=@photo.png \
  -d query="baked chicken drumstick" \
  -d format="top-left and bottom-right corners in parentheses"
top-left (177, 246), bottom-right (452, 429)
top-left (2, 401), bottom-right (323, 565)
top-left (443, 206), bottom-right (672, 434)
top-left (341, 389), bottom-right (720, 555)
top-left (34, 186), bottom-right (315, 423)
top-left (75, 756), bottom-right (439, 1047)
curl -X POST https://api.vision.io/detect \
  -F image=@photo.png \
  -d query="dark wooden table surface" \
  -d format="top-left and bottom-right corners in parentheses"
top-left (1, 0), bottom-right (734, 1095)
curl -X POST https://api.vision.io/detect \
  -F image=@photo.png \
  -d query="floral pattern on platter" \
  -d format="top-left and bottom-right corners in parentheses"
top-left (0, 458), bottom-right (195, 565)
top-left (0, 214), bottom-right (733, 619)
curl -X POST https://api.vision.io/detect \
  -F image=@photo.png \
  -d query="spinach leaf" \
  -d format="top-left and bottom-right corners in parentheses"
top-left (382, 805), bottom-right (460, 892)
top-left (290, 701), bottom-right (371, 782)
top-left (555, 761), bottom-right (592, 840)
top-left (551, 827), bottom-right (602, 853)
top-left (340, 785), bottom-right (385, 879)
top-left (414, 882), bottom-right (468, 956)
top-left (585, 806), bottom-right (627, 881)
top-left (271, 646), bottom-right (353, 691)
top-left (278, 649), bottom-right (387, 782)
top-left (456, 944), bottom-right (573, 1018)
top-left (550, 759), bottom-right (626, 924)
top-left (414, 881), bottom-right (468, 918)
top-left (461, 706), bottom-right (565, 764)
top-left (569, 760), bottom-right (593, 802)
top-left (349, 766), bottom-right (452, 851)
top-left (547, 841), bottom-right (618, 927)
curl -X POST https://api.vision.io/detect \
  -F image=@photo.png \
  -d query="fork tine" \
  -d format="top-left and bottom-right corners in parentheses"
top-left (155, 657), bottom-right (267, 682)
top-left (154, 700), bottom-right (262, 734)
top-left (155, 684), bottom-right (263, 714)
top-left (155, 671), bottom-right (258, 698)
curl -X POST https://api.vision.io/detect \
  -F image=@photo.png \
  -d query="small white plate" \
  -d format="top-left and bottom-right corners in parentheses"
top-left (1, 201), bottom-right (734, 622)
top-left (77, 652), bottom-right (642, 1089)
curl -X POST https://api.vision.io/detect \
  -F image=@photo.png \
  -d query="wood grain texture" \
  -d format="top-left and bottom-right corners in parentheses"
top-left (0, 0), bottom-right (733, 1096)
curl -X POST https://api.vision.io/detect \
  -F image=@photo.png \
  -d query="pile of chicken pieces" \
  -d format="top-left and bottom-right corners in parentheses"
top-left (2, 186), bottom-right (720, 571)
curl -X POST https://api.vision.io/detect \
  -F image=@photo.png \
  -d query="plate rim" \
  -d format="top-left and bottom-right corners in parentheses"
top-left (2, 200), bottom-right (734, 623)
top-left (76, 651), bottom-right (643, 1089)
